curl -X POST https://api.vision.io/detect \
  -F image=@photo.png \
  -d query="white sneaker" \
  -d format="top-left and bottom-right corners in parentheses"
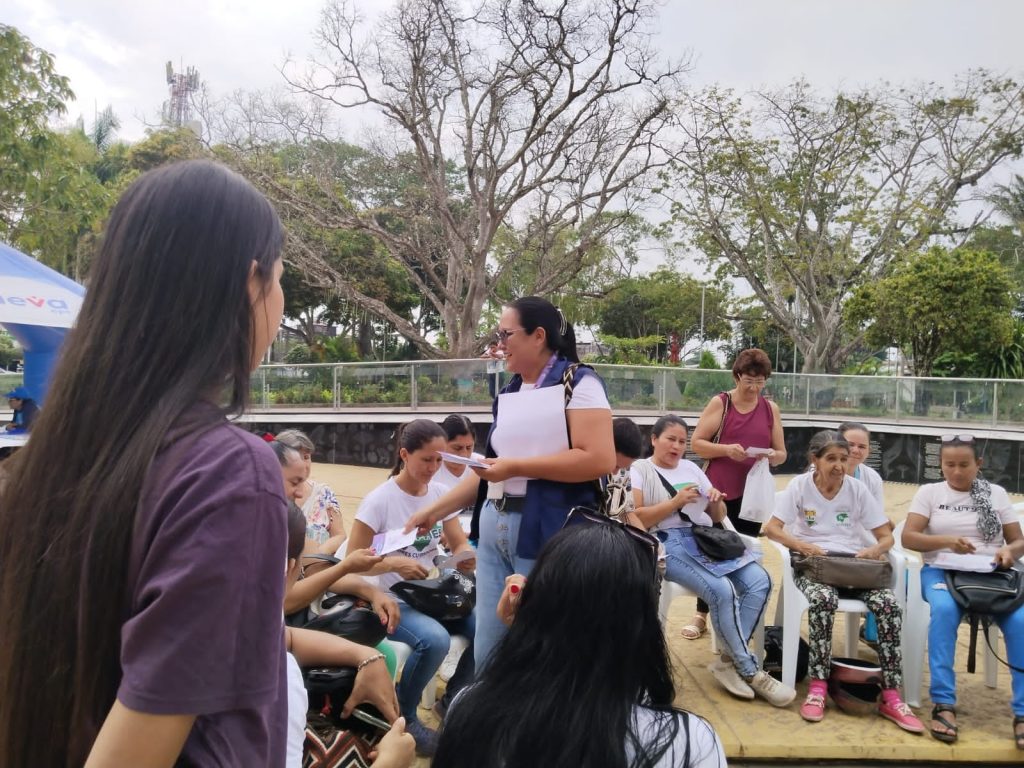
top-left (746, 670), bottom-right (797, 707)
top-left (708, 660), bottom-right (754, 700)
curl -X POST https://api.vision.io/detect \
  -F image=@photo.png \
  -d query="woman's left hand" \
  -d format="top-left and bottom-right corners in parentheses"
top-left (456, 554), bottom-right (477, 574)
top-left (706, 487), bottom-right (726, 504)
top-left (855, 545), bottom-right (886, 561)
top-left (342, 655), bottom-right (400, 721)
top-left (497, 574), bottom-right (527, 626)
top-left (993, 545), bottom-right (1018, 569)
top-left (368, 589), bottom-right (401, 634)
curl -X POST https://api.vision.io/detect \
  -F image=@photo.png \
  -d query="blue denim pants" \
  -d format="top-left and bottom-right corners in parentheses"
top-left (661, 527), bottom-right (770, 678)
top-left (921, 565), bottom-right (1024, 715)
top-left (473, 500), bottom-right (536, 674)
top-left (388, 601), bottom-right (475, 721)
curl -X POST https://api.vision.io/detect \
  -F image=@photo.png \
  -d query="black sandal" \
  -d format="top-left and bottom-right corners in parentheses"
top-left (1014, 715), bottom-right (1024, 751)
top-left (930, 705), bottom-right (958, 744)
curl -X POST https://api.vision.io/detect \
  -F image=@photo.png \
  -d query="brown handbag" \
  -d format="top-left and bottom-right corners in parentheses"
top-left (790, 551), bottom-right (892, 590)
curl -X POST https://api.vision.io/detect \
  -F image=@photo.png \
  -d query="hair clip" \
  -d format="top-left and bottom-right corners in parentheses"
top-left (555, 306), bottom-right (568, 336)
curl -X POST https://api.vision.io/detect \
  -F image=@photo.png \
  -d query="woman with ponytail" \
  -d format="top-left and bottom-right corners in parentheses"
top-left (406, 297), bottom-right (615, 676)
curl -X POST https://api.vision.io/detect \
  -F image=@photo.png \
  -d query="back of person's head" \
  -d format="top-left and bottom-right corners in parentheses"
top-left (287, 502), bottom-right (307, 562)
top-left (390, 419), bottom-right (447, 476)
top-left (0, 159), bottom-right (283, 766)
top-left (612, 417), bottom-right (643, 460)
top-left (435, 524), bottom-right (679, 768)
top-left (510, 296), bottom-right (579, 363)
top-left (440, 414), bottom-right (474, 441)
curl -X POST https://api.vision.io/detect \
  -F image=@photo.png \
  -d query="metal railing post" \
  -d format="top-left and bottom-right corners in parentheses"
top-left (261, 368), bottom-right (268, 408)
top-left (410, 365), bottom-right (418, 410)
top-left (659, 370), bottom-right (667, 412)
top-left (993, 382), bottom-right (1000, 426)
top-left (804, 377), bottom-right (811, 415)
top-left (333, 366), bottom-right (339, 408)
top-left (894, 379), bottom-right (900, 422)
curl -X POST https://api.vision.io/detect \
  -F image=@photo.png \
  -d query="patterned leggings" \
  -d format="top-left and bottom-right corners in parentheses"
top-left (794, 575), bottom-right (903, 688)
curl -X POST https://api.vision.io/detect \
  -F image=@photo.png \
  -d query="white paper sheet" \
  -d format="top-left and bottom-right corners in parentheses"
top-left (370, 528), bottom-right (418, 555)
top-left (437, 451), bottom-right (490, 469)
top-left (932, 552), bottom-right (997, 573)
top-left (492, 385), bottom-right (570, 495)
top-left (435, 549), bottom-right (476, 570)
top-left (744, 447), bottom-right (772, 457)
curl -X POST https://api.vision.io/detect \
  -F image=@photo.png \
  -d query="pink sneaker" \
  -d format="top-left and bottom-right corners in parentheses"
top-left (800, 692), bottom-right (826, 722)
top-left (879, 699), bottom-right (925, 733)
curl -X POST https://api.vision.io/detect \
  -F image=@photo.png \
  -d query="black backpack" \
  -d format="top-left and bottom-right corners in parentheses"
top-left (762, 625), bottom-right (809, 683)
top-left (944, 568), bottom-right (1024, 674)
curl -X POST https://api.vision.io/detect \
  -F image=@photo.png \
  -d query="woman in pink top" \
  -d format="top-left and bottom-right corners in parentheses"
top-left (686, 348), bottom-right (786, 640)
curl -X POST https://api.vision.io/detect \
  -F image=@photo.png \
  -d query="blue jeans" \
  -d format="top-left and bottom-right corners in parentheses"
top-left (388, 602), bottom-right (475, 721)
top-left (661, 527), bottom-right (770, 678)
top-left (474, 500), bottom-right (536, 674)
top-left (921, 565), bottom-right (1024, 715)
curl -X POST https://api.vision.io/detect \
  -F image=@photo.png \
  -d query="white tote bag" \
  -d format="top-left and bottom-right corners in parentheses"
top-left (739, 459), bottom-right (775, 522)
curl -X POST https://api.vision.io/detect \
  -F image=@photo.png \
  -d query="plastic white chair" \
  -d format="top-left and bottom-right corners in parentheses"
top-left (657, 519), bottom-right (766, 662)
top-left (389, 634), bottom-right (471, 709)
top-left (896, 513), bottom-right (1023, 707)
top-left (769, 531), bottom-right (911, 691)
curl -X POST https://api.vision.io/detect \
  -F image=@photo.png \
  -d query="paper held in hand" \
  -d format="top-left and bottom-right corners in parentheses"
top-left (744, 447), bottom-right (772, 458)
top-left (435, 549), bottom-right (476, 570)
top-left (932, 552), bottom-right (997, 573)
top-left (437, 451), bottom-right (490, 469)
top-left (371, 528), bottom-right (419, 556)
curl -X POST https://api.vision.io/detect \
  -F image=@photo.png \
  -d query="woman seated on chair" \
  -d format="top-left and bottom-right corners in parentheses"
top-left (901, 434), bottom-right (1024, 749)
top-left (631, 415), bottom-right (794, 708)
top-left (433, 511), bottom-right (727, 768)
top-left (766, 430), bottom-right (923, 730)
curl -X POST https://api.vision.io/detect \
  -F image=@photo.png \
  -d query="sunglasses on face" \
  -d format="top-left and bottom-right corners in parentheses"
top-left (941, 434), bottom-right (975, 443)
top-left (562, 507), bottom-right (661, 581)
top-left (495, 328), bottom-right (525, 342)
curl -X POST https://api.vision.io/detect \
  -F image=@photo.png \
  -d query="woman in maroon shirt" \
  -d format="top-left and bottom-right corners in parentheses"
top-left (684, 349), bottom-right (787, 640)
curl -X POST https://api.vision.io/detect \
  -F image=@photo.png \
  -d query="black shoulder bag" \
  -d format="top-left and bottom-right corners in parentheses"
top-left (652, 469), bottom-right (746, 560)
top-left (944, 568), bottom-right (1024, 673)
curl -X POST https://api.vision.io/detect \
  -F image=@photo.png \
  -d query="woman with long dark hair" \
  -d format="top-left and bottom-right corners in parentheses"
top-left (434, 518), bottom-right (726, 768)
top-left (0, 160), bottom-right (290, 766)
top-left (346, 419), bottom-right (476, 757)
top-left (406, 297), bottom-right (615, 674)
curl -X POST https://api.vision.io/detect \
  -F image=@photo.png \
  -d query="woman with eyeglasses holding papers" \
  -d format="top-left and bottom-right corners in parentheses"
top-left (405, 297), bottom-right (615, 674)
top-left (686, 348), bottom-right (786, 641)
top-left (901, 434), bottom-right (1024, 749)
top-left (433, 515), bottom-right (727, 768)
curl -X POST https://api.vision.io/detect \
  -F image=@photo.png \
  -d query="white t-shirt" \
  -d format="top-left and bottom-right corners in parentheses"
top-left (285, 651), bottom-right (306, 768)
top-left (630, 708), bottom-right (727, 768)
top-left (853, 464), bottom-right (884, 510)
top-left (773, 472), bottom-right (888, 554)
top-left (354, 478), bottom-right (456, 591)
top-left (631, 458), bottom-right (714, 531)
top-left (907, 481), bottom-right (1017, 564)
top-left (435, 452), bottom-right (485, 490)
top-left (493, 373), bottom-right (611, 496)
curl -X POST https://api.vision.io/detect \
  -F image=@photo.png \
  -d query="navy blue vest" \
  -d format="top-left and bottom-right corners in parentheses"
top-left (472, 356), bottom-right (605, 559)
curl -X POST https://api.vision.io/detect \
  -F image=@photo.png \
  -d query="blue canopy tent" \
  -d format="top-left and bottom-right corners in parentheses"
top-left (0, 242), bottom-right (85, 403)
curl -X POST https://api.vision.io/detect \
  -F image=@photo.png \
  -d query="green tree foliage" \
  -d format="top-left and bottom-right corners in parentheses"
top-left (597, 269), bottom-right (730, 352)
top-left (0, 329), bottom-right (19, 370)
top-left (667, 74), bottom-right (1024, 372)
top-left (589, 334), bottom-right (665, 365)
top-left (846, 247), bottom-right (1016, 377)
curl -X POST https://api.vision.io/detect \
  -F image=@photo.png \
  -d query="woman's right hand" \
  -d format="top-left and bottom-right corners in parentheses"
top-left (671, 485), bottom-right (701, 508)
top-left (947, 536), bottom-right (976, 555)
top-left (724, 443), bottom-right (747, 462)
top-left (403, 507), bottom-right (436, 535)
top-left (497, 574), bottom-right (527, 626)
top-left (796, 542), bottom-right (827, 557)
top-left (343, 548), bottom-right (384, 574)
top-left (369, 717), bottom-right (415, 768)
top-left (392, 558), bottom-right (429, 580)
top-left (341, 655), bottom-right (400, 721)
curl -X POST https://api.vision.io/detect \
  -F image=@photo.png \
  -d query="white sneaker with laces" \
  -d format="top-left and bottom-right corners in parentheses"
top-left (708, 660), bottom-right (754, 700)
top-left (746, 670), bottom-right (797, 707)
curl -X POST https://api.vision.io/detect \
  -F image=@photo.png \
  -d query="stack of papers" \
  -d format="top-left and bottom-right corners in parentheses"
top-left (932, 552), bottom-right (996, 573)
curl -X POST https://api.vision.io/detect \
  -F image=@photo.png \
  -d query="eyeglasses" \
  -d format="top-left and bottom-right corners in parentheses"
top-left (562, 507), bottom-right (661, 581)
top-left (496, 328), bottom-right (525, 342)
top-left (739, 376), bottom-right (766, 386)
top-left (941, 434), bottom-right (975, 443)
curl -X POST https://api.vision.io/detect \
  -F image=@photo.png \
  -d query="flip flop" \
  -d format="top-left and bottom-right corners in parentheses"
top-left (930, 705), bottom-right (958, 744)
top-left (1014, 715), bottom-right (1024, 751)
top-left (681, 614), bottom-right (707, 640)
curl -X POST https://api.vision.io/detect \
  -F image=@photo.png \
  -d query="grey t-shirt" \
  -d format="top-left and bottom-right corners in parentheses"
top-left (117, 407), bottom-right (289, 766)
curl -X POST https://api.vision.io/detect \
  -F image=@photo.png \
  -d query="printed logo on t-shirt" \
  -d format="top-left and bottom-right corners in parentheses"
top-left (937, 502), bottom-right (978, 514)
top-left (835, 510), bottom-right (852, 528)
top-left (804, 508), bottom-right (817, 526)
top-left (408, 523), bottom-right (443, 553)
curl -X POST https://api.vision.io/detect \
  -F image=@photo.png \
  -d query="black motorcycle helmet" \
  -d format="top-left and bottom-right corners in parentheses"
top-left (391, 570), bottom-right (476, 621)
top-left (303, 595), bottom-right (387, 648)
top-left (828, 657), bottom-right (882, 716)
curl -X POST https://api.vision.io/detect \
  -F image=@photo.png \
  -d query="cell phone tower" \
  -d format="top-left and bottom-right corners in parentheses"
top-left (162, 61), bottom-right (201, 132)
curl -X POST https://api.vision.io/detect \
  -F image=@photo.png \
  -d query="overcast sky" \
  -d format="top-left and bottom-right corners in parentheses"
top-left (8, 0), bottom-right (1024, 141)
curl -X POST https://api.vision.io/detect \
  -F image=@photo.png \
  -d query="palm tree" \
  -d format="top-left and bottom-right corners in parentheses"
top-left (988, 174), bottom-right (1024, 235)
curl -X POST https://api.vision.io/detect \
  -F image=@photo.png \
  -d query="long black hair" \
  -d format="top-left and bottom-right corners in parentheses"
top-left (389, 419), bottom-right (447, 476)
top-left (511, 296), bottom-right (579, 363)
top-left (0, 160), bottom-right (283, 766)
top-left (441, 413), bottom-right (474, 441)
top-left (434, 524), bottom-right (687, 768)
